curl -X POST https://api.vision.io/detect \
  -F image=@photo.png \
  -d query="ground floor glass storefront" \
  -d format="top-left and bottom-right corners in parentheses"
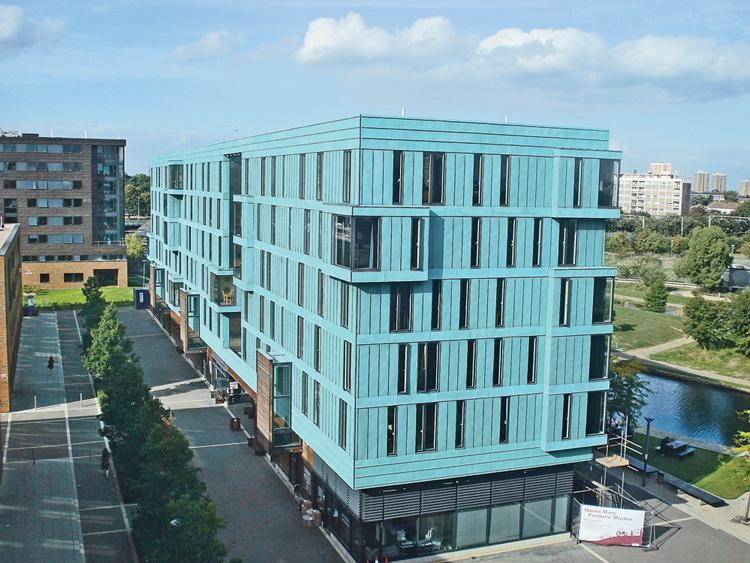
top-left (304, 465), bottom-right (572, 562)
top-left (352, 495), bottom-right (569, 561)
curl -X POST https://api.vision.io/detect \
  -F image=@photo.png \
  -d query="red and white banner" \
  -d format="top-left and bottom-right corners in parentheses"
top-left (578, 505), bottom-right (645, 546)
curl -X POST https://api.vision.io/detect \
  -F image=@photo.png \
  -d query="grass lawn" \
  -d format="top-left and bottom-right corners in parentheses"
top-left (613, 305), bottom-right (685, 351)
top-left (33, 287), bottom-right (134, 309)
top-left (615, 283), bottom-right (691, 305)
top-left (652, 343), bottom-right (750, 380)
top-left (631, 433), bottom-right (747, 499)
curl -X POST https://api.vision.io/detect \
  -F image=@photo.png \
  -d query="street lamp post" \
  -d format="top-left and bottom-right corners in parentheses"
top-left (142, 260), bottom-right (148, 288)
top-left (642, 416), bottom-right (654, 486)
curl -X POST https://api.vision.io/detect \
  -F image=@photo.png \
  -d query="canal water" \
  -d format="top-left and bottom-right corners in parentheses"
top-left (638, 372), bottom-right (750, 446)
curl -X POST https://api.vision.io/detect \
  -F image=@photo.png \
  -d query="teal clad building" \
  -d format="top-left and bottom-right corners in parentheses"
top-left (147, 116), bottom-right (620, 561)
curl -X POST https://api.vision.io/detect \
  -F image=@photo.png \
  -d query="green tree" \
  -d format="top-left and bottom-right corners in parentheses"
top-left (631, 256), bottom-right (665, 286)
top-left (125, 233), bottom-right (146, 261)
top-left (146, 494), bottom-right (227, 563)
top-left (729, 290), bottom-right (750, 357)
top-left (740, 241), bottom-right (750, 260)
top-left (683, 294), bottom-right (733, 349)
top-left (674, 226), bottom-right (732, 290)
top-left (607, 359), bottom-right (650, 429)
top-left (605, 232), bottom-right (631, 254)
top-left (124, 173), bottom-right (151, 217)
top-left (725, 190), bottom-right (739, 203)
top-left (81, 276), bottom-right (106, 350)
top-left (633, 229), bottom-right (671, 254)
top-left (644, 277), bottom-right (668, 313)
top-left (671, 235), bottom-right (688, 254)
top-left (733, 201), bottom-right (750, 217)
top-left (84, 305), bottom-right (133, 377)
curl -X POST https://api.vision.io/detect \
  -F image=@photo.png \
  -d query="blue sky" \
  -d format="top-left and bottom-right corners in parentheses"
top-left (2, 1), bottom-right (749, 187)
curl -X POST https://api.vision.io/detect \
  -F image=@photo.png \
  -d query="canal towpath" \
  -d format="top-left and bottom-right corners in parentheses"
top-left (615, 335), bottom-right (750, 391)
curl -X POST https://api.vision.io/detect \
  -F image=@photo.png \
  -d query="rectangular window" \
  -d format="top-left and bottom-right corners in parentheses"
top-left (397, 344), bottom-right (409, 394)
top-left (499, 397), bottom-right (509, 444)
top-left (598, 160), bottom-right (619, 207)
top-left (333, 216), bottom-right (380, 270)
top-left (506, 218), bottom-right (516, 267)
top-left (470, 217), bottom-right (481, 268)
top-left (500, 155), bottom-right (510, 206)
top-left (387, 406), bottom-right (397, 456)
top-left (459, 279), bottom-right (470, 329)
top-left (304, 210), bottom-right (311, 254)
top-left (313, 381), bottom-right (321, 426)
top-left (472, 154), bottom-right (483, 206)
top-left (415, 403), bottom-right (437, 452)
top-left (527, 336), bottom-right (538, 384)
top-left (422, 152), bottom-right (445, 205)
top-left (297, 316), bottom-right (304, 359)
top-left (259, 295), bottom-right (265, 332)
top-left (589, 335), bottom-right (610, 380)
top-left (343, 341), bottom-right (351, 392)
top-left (495, 278), bottom-right (505, 327)
top-left (270, 205), bottom-right (277, 245)
top-left (592, 277), bottom-right (614, 323)
top-left (300, 372), bottom-right (309, 417)
top-left (314, 326), bottom-right (321, 372)
top-left (558, 219), bottom-right (577, 266)
top-left (299, 154), bottom-right (306, 199)
top-left (341, 282), bottom-right (349, 328)
top-left (466, 340), bottom-right (476, 389)
top-left (559, 278), bottom-right (571, 326)
top-left (417, 342), bottom-right (439, 392)
top-left (339, 399), bottom-right (347, 449)
top-left (456, 400), bottom-right (466, 449)
top-left (586, 391), bottom-right (606, 435)
top-left (270, 156), bottom-right (277, 197)
top-left (561, 394), bottom-right (572, 440)
top-left (410, 218), bottom-right (422, 270)
top-left (532, 218), bottom-right (542, 267)
top-left (316, 152), bottom-right (324, 200)
top-left (269, 301), bottom-right (275, 339)
top-left (40, 273), bottom-right (49, 283)
top-left (493, 338), bottom-right (503, 386)
top-left (389, 283), bottom-right (412, 332)
top-left (260, 157), bottom-right (267, 195)
top-left (317, 271), bottom-right (324, 316)
top-left (298, 263), bottom-right (305, 307)
top-left (573, 157), bottom-right (583, 208)
top-left (392, 150), bottom-right (404, 204)
top-left (431, 280), bottom-right (442, 330)
top-left (342, 150), bottom-right (351, 203)
top-left (64, 273), bottom-right (83, 283)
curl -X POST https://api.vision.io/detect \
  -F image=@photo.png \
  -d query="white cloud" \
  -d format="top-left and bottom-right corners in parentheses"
top-left (295, 12), bottom-right (456, 64)
top-left (173, 30), bottom-right (246, 63)
top-left (0, 4), bottom-right (63, 58)
top-left (293, 14), bottom-right (750, 100)
top-left (475, 27), bottom-right (606, 74)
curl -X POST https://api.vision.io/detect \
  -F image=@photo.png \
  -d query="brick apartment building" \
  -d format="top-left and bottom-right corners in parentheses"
top-left (0, 133), bottom-right (127, 288)
top-left (0, 223), bottom-right (22, 483)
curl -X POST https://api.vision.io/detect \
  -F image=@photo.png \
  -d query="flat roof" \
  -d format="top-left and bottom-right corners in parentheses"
top-left (0, 223), bottom-right (19, 256)
top-left (1, 134), bottom-right (126, 145)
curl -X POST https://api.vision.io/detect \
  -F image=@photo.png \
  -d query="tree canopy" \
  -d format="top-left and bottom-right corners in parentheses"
top-left (125, 173), bottom-right (150, 217)
top-left (674, 226), bottom-right (732, 290)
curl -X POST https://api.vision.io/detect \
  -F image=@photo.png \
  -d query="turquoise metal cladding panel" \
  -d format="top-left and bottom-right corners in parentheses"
top-left (148, 116), bottom-right (621, 491)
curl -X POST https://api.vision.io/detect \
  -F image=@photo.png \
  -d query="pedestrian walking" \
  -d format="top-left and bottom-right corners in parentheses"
top-left (101, 447), bottom-right (111, 478)
top-left (47, 356), bottom-right (54, 370)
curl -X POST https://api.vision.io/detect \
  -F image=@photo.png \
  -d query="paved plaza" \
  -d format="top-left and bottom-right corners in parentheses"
top-left (2, 307), bottom-right (749, 563)
top-left (117, 307), bottom-right (342, 563)
top-left (0, 312), bottom-right (135, 562)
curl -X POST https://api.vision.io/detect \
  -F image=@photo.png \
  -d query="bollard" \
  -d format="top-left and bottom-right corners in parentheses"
top-left (34, 395), bottom-right (37, 410)
top-left (80, 392), bottom-right (83, 407)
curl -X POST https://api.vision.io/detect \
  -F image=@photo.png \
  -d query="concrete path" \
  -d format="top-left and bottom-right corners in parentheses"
top-left (117, 307), bottom-right (342, 563)
top-left (627, 336), bottom-right (694, 358)
top-left (0, 312), bottom-right (136, 563)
